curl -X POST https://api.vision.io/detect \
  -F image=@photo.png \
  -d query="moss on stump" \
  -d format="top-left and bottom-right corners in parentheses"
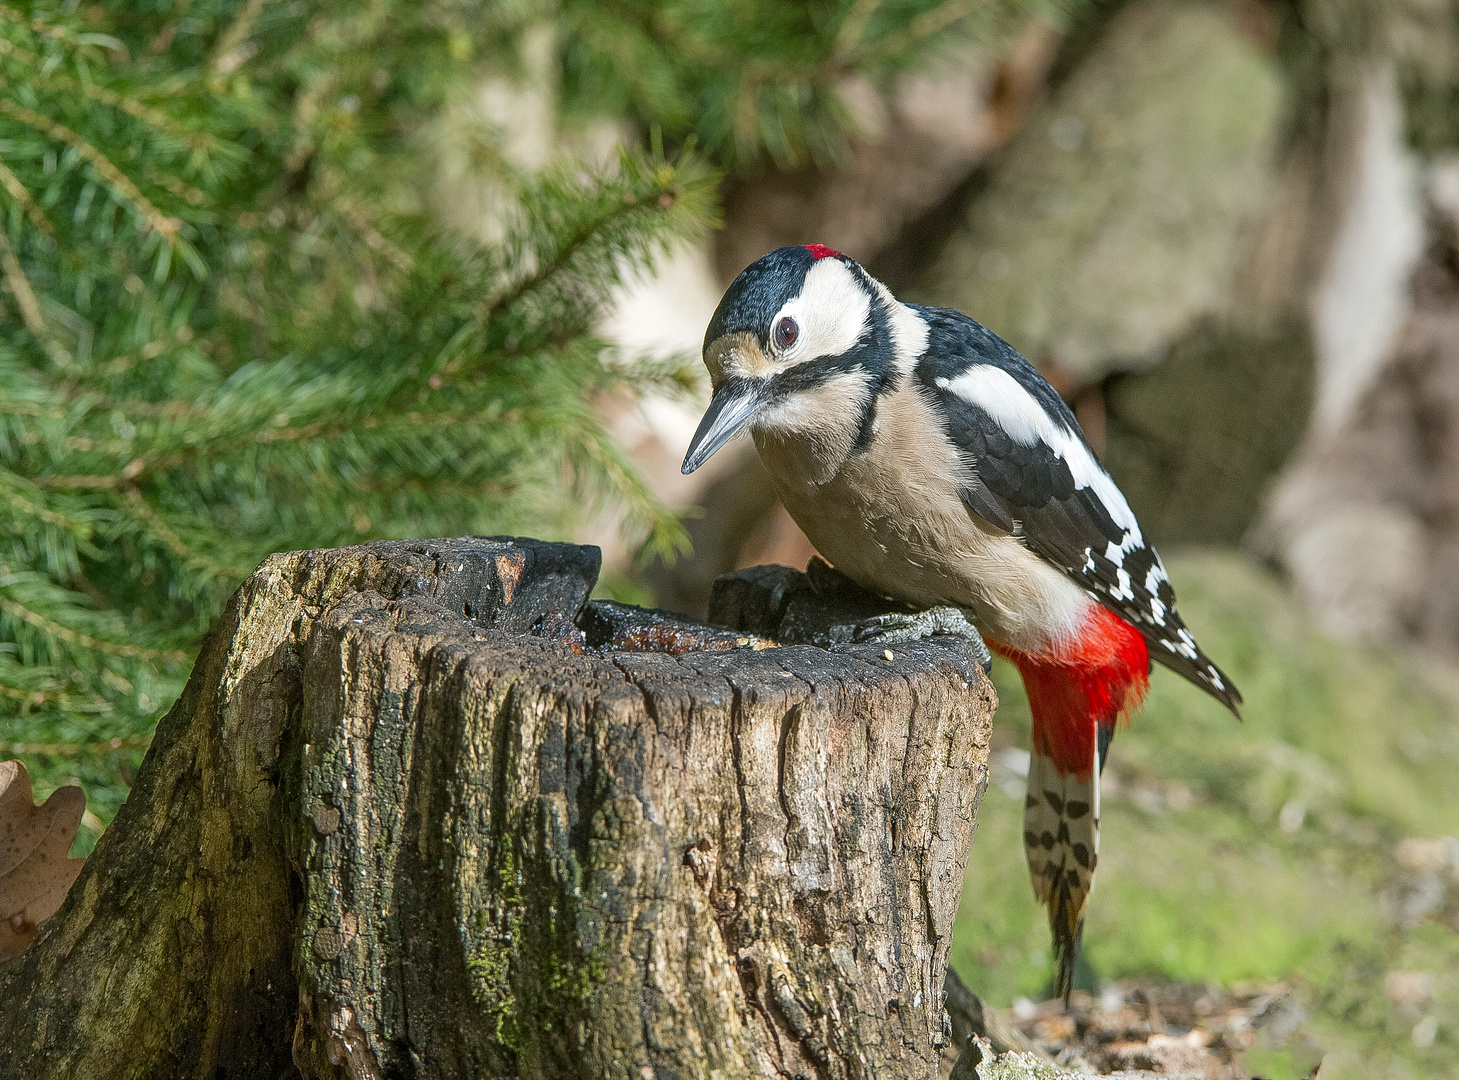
top-left (0, 537), bottom-right (997, 1080)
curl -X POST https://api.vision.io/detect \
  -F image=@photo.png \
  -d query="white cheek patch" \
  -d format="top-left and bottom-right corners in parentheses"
top-left (936, 364), bottom-right (1144, 554)
top-left (889, 304), bottom-right (930, 372)
top-left (868, 279), bottom-right (929, 374)
top-left (772, 259), bottom-right (870, 369)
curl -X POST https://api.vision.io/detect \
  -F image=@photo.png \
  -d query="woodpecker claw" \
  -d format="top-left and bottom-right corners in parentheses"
top-left (848, 607), bottom-right (992, 671)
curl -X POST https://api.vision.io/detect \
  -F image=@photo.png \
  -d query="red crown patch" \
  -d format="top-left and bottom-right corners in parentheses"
top-left (804, 244), bottom-right (842, 261)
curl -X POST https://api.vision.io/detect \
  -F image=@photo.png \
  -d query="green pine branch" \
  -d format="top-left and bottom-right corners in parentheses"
top-left (0, 0), bottom-right (1057, 824)
top-left (557, 0), bottom-right (1070, 168)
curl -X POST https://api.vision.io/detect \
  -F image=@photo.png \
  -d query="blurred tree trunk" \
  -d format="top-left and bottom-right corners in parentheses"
top-left (0, 538), bottom-right (995, 1080)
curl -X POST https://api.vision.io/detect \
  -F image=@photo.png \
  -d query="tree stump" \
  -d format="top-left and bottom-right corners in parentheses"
top-left (0, 537), bottom-right (996, 1080)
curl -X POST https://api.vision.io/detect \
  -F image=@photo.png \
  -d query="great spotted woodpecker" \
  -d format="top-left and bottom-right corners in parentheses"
top-left (682, 244), bottom-right (1242, 997)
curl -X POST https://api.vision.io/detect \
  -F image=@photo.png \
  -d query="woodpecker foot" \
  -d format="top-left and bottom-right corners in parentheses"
top-left (849, 607), bottom-right (992, 672)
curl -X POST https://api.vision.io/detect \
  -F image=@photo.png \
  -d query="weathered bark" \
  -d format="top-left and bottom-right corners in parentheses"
top-left (0, 537), bottom-right (996, 1080)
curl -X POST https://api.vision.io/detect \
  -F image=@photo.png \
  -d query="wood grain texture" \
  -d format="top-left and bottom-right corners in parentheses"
top-left (0, 537), bottom-right (997, 1080)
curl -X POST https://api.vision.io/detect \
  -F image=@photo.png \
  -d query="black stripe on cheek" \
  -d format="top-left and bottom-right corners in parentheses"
top-left (765, 355), bottom-right (849, 395)
top-left (850, 376), bottom-right (886, 453)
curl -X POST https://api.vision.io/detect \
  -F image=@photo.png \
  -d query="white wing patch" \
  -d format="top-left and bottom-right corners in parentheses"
top-left (1024, 747), bottom-right (1101, 996)
top-left (936, 365), bottom-right (1067, 449)
top-left (920, 315), bottom-right (1242, 713)
top-left (935, 364), bottom-right (1143, 556)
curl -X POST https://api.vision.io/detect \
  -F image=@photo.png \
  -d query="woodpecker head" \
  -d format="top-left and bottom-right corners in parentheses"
top-left (682, 244), bottom-right (918, 474)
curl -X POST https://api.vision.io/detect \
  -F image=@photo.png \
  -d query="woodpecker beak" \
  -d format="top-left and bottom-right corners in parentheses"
top-left (681, 380), bottom-right (761, 474)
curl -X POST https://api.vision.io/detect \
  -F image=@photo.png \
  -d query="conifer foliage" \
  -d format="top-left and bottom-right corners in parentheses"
top-left (1, 0), bottom-right (1049, 821)
top-left (0, 1), bottom-right (715, 813)
top-left (556, 0), bottom-right (1042, 168)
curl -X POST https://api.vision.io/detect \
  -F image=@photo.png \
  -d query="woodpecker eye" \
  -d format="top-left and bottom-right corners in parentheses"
top-left (774, 316), bottom-right (799, 351)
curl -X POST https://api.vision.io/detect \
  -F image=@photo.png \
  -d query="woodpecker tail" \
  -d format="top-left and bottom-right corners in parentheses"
top-left (1024, 746), bottom-right (1102, 999)
top-left (990, 605), bottom-right (1150, 1002)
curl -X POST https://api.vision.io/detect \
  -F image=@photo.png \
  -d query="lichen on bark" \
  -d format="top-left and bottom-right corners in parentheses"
top-left (0, 537), bottom-right (997, 1080)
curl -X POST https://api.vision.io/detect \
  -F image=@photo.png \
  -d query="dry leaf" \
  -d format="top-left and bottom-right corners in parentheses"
top-left (0, 760), bottom-right (85, 961)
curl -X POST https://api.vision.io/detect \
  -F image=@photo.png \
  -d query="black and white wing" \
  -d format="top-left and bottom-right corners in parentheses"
top-left (912, 305), bottom-right (1242, 715)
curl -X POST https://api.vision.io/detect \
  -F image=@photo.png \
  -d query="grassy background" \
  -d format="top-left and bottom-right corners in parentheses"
top-left (950, 551), bottom-right (1459, 1078)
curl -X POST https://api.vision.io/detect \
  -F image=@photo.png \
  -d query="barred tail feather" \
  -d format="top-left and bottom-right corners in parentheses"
top-left (1023, 746), bottom-right (1101, 1000)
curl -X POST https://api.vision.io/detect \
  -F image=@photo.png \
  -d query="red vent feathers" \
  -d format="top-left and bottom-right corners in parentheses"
top-left (987, 606), bottom-right (1150, 779)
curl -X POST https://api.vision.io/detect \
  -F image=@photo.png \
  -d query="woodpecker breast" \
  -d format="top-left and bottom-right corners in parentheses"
top-left (752, 380), bottom-right (1096, 657)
